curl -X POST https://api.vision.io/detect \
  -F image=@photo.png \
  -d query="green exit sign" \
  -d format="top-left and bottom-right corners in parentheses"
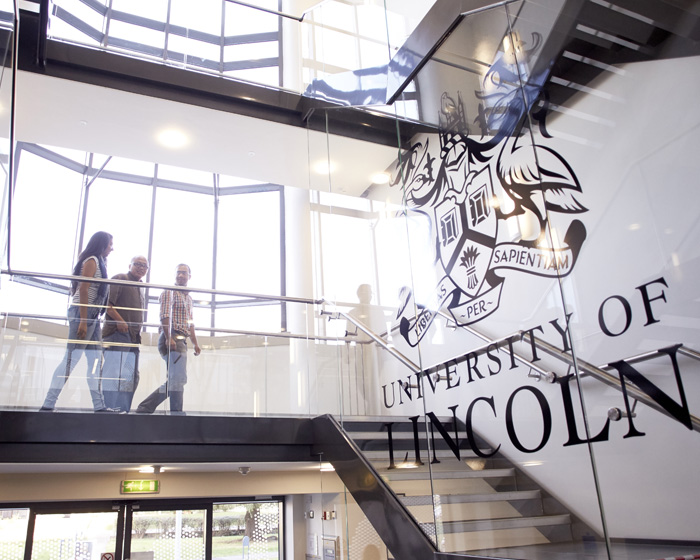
top-left (121, 480), bottom-right (160, 494)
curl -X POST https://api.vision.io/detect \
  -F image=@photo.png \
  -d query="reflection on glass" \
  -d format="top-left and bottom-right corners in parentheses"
top-left (32, 511), bottom-right (118, 560)
top-left (216, 190), bottom-right (281, 295)
top-left (10, 149), bottom-right (83, 273)
top-left (212, 501), bottom-right (282, 560)
top-left (0, 509), bottom-right (29, 560)
top-left (130, 509), bottom-right (205, 560)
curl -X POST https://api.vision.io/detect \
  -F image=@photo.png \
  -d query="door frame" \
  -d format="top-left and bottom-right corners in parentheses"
top-left (23, 501), bottom-right (126, 560)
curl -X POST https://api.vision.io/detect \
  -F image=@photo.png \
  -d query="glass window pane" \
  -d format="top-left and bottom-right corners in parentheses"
top-left (131, 509), bottom-right (206, 560)
top-left (10, 150), bottom-right (83, 275)
top-left (314, 2), bottom-right (356, 32)
top-left (224, 1), bottom-right (277, 35)
top-left (170, 0), bottom-right (222, 35)
top-left (359, 38), bottom-right (391, 69)
top-left (216, 191), bottom-right (280, 295)
top-left (150, 188), bottom-right (214, 289)
top-left (109, 20), bottom-right (165, 51)
top-left (224, 41), bottom-right (278, 63)
top-left (82, 178), bottom-right (154, 276)
top-left (315, 27), bottom-right (358, 70)
top-left (214, 304), bottom-right (281, 332)
top-left (318, 212), bottom-right (375, 304)
top-left (52, 0), bottom-right (107, 38)
top-left (167, 35), bottom-right (221, 65)
top-left (1, 280), bottom-right (70, 318)
top-left (223, 67), bottom-right (280, 86)
top-left (0, 509), bottom-right (29, 560)
top-left (31, 511), bottom-right (119, 560)
top-left (212, 501), bottom-right (281, 560)
top-left (111, 0), bottom-right (168, 21)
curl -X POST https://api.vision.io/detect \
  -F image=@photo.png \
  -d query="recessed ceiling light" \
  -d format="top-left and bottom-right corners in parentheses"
top-left (156, 128), bottom-right (189, 149)
top-left (313, 160), bottom-right (336, 175)
top-left (371, 172), bottom-right (390, 185)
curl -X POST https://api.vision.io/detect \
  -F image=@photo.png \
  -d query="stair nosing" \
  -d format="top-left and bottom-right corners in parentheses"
top-left (422, 513), bottom-right (572, 534)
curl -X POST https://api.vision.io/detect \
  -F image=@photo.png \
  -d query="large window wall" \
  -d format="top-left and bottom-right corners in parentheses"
top-left (6, 142), bottom-right (284, 332)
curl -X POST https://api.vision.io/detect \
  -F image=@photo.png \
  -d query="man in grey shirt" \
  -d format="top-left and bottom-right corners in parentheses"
top-left (101, 256), bottom-right (148, 412)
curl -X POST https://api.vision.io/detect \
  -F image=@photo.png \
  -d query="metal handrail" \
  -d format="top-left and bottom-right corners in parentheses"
top-left (598, 345), bottom-right (700, 369)
top-left (0, 311), bottom-right (367, 343)
top-left (522, 334), bottom-right (700, 433)
top-left (320, 308), bottom-right (421, 374)
top-left (444, 311), bottom-right (557, 383)
top-left (224, 0), bottom-right (329, 22)
top-left (1, 268), bottom-right (323, 305)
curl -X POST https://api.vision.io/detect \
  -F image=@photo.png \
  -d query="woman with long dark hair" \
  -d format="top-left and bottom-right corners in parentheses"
top-left (41, 231), bottom-right (115, 412)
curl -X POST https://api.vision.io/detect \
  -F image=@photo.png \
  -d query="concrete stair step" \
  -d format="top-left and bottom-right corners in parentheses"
top-left (400, 490), bottom-right (541, 506)
top-left (404, 501), bottom-right (542, 524)
top-left (388, 477), bottom-right (501, 496)
top-left (384, 468), bottom-right (514, 481)
top-left (426, 513), bottom-right (571, 535)
top-left (362, 449), bottom-right (488, 460)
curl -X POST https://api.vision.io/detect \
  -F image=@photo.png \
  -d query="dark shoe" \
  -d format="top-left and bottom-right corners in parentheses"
top-left (134, 408), bottom-right (152, 414)
top-left (39, 406), bottom-right (54, 412)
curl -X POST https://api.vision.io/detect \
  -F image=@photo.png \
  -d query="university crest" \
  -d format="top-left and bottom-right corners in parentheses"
top-left (394, 34), bottom-right (588, 347)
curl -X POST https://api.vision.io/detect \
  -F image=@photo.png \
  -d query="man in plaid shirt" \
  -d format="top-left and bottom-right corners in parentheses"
top-left (135, 264), bottom-right (201, 414)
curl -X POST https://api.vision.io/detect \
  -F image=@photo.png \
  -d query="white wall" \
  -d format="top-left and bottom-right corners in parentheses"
top-left (369, 54), bottom-right (700, 540)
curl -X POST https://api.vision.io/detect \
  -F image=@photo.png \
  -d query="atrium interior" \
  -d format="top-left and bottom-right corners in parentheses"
top-left (1, 1), bottom-right (700, 559)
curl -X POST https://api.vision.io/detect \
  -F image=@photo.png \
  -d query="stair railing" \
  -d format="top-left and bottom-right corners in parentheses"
top-left (516, 332), bottom-right (700, 433)
top-left (334, 305), bottom-right (700, 433)
top-left (320, 306), bottom-right (422, 374)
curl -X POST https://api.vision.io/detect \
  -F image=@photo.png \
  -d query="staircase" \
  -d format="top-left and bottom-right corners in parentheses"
top-left (540, 0), bottom-right (700, 127)
top-left (340, 416), bottom-right (581, 556)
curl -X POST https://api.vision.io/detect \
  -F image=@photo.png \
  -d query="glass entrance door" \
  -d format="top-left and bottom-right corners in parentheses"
top-left (125, 506), bottom-right (208, 560)
top-left (28, 508), bottom-right (122, 560)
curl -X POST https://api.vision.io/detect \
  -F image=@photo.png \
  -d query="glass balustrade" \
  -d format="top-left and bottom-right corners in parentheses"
top-left (0, 289), bottom-right (400, 417)
top-left (45, 0), bottom-right (437, 97)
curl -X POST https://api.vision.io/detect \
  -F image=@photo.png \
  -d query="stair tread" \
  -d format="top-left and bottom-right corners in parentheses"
top-left (340, 415), bottom-right (455, 424)
top-left (422, 513), bottom-right (572, 534)
top-left (349, 430), bottom-right (450, 439)
top-left (385, 468), bottom-right (514, 480)
top-left (400, 490), bottom-right (541, 506)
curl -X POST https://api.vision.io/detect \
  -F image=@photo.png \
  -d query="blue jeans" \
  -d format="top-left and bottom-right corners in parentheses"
top-left (101, 331), bottom-right (140, 412)
top-left (135, 333), bottom-right (187, 413)
top-left (42, 305), bottom-right (106, 411)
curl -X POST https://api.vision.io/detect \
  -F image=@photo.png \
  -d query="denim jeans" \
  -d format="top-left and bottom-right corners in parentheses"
top-left (42, 305), bottom-right (106, 410)
top-left (101, 330), bottom-right (140, 412)
top-left (135, 332), bottom-right (187, 413)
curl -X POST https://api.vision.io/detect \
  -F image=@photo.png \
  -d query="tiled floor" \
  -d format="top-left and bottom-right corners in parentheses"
top-left (468, 541), bottom-right (700, 560)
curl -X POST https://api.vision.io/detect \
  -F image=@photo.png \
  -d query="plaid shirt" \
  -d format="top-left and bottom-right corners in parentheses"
top-left (159, 289), bottom-right (193, 335)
